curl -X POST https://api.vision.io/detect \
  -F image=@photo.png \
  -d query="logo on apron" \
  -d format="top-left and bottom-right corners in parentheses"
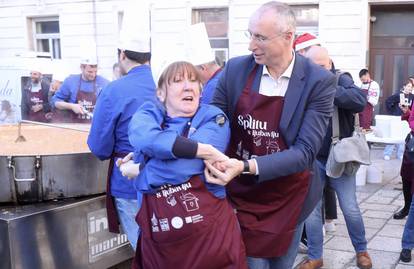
top-left (185, 214), bottom-right (204, 224)
top-left (180, 193), bottom-right (199, 212)
top-left (151, 213), bottom-right (160, 233)
top-left (171, 216), bottom-right (184, 229)
top-left (159, 218), bottom-right (170, 232)
top-left (30, 96), bottom-right (43, 105)
top-left (166, 195), bottom-right (177, 207)
top-left (266, 140), bottom-right (280, 154)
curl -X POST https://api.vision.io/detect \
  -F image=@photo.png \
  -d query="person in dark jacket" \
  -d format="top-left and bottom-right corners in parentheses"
top-left (383, 80), bottom-right (414, 161)
top-left (205, 3), bottom-right (336, 268)
top-left (299, 46), bottom-right (372, 269)
top-left (394, 77), bottom-right (414, 220)
top-left (21, 68), bottom-right (51, 122)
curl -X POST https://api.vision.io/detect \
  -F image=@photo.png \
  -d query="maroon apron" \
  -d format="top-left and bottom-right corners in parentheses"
top-left (27, 90), bottom-right (47, 122)
top-left (106, 153), bottom-right (127, 234)
top-left (72, 78), bottom-right (97, 123)
top-left (226, 65), bottom-right (310, 258)
top-left (359, 84), bottom-right (373, 129)
top-left (50, 109), bottom-right (71, 123)
top-left (133, 177), bottom-right (247, 269)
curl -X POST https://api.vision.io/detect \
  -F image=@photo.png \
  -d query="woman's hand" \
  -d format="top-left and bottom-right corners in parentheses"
top-left (119, 160), bottom-right (140, 180)
top-left (203, 159), bottom-right (244, 186)
top-left (196, 143), bottom-right (229, 163)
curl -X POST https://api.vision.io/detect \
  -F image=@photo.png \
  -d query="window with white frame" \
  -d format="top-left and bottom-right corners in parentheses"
top-left (291, 5), bottom-right (319, 37)
top-left (32, 17), bottom-right (61, 59)
top-left (192, 8), bottom-right (229, 66)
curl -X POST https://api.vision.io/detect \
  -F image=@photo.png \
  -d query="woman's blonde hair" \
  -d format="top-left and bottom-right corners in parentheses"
top-left (157, 61), bottom-right (202, 90)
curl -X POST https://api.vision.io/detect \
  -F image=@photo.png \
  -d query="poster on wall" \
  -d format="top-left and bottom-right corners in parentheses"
top-left (0, 70), bottom-right (22, 125)
top-left (0, 56), bottom-right (58, 125)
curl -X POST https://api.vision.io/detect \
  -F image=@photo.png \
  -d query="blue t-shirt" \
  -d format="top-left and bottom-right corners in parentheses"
top-left (52, 74), bottom-right (109, 107)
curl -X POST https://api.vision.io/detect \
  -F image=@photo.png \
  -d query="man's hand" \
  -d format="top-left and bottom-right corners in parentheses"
top-left (204, 158), bottom-right (244, 186)
top-left (196, 143), bottom-right (229, 163)
top-left (31, 104), bottom-right (43, 113)
top-left (399, 104), bottom-right (409, 114)
top-left (45, 112), bottom-right (53, 120)
top-left (70, 103), bottom-right (86, 115)
top-left (119, 160), bottom-right (140, 180)
top-left (116, 152), bottom-right (134, 167)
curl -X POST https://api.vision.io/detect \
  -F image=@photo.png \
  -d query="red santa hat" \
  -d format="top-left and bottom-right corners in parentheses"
top-left (293, 33), bottom-right (320, 51)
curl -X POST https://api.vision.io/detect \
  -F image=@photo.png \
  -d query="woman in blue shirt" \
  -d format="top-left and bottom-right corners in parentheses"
top-left (123, 61), bottom-right (247, 269)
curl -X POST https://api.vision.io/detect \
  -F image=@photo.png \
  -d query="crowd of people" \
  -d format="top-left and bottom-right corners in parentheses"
top-left (17, 1), bottom-right (414, 268)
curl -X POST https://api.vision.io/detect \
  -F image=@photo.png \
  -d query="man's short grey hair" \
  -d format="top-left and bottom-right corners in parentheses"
top-left (258, 1), bottom-right (296, 34)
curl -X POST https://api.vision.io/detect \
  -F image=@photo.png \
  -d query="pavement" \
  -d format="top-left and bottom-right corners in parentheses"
top-left (294, 146), bottom-right (414, 269)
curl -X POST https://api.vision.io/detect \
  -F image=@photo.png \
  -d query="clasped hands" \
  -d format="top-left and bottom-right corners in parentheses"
top-left (198, 144), bottom-right (244, 186)
top-left (116, 152), bottom-right (140, 179)
top-left (115, 144), bottom-right (244, 185)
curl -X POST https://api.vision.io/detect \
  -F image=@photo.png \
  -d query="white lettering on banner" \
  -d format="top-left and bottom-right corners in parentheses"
top-left (0, 80), bottom-right (13, 96)
top-left (0, 77), bottom-right (21, 124)
top-left (238, 114), bottom-right (268, 131)
top-left (156, 182), bottom-right (192, 199)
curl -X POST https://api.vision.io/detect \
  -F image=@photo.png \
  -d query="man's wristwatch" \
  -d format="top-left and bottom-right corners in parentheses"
top-left (242, 160), bottom-right (250, 174)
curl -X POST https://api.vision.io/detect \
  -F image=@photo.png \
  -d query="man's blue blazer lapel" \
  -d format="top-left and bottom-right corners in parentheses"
top-left (280, 56), bottom-right (306, 132)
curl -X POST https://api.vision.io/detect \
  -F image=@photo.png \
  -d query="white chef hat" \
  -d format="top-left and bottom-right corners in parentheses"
top-left (24, 56), bottom-right (48, 74)
top-left (117, 0), bottom-right (151, 53)
top-left (185, 23), bottom-right (215, 66)
top-left (118, 30), bottom-right (151, 53)
top-left (151, 41), bottom-right (188, 85)
top-left (79, 40), bottom-right (98, 65)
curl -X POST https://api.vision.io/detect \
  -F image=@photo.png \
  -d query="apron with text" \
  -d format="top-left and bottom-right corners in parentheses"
top-left (226, 64), bottom-right (310, 258)
top-left (72, 78), bottom-right (97, 123)
top-left (133, 176), bottom-right (247, 269)
top-left (27, 90), bottom-right (47, 122)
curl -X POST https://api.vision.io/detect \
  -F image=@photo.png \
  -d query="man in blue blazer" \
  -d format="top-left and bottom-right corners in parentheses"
top-left (204, 2), bottom-right (336, 268)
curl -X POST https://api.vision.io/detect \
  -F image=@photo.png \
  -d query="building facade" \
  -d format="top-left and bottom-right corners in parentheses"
top-left (1, 0), bottom-right (413, 112)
